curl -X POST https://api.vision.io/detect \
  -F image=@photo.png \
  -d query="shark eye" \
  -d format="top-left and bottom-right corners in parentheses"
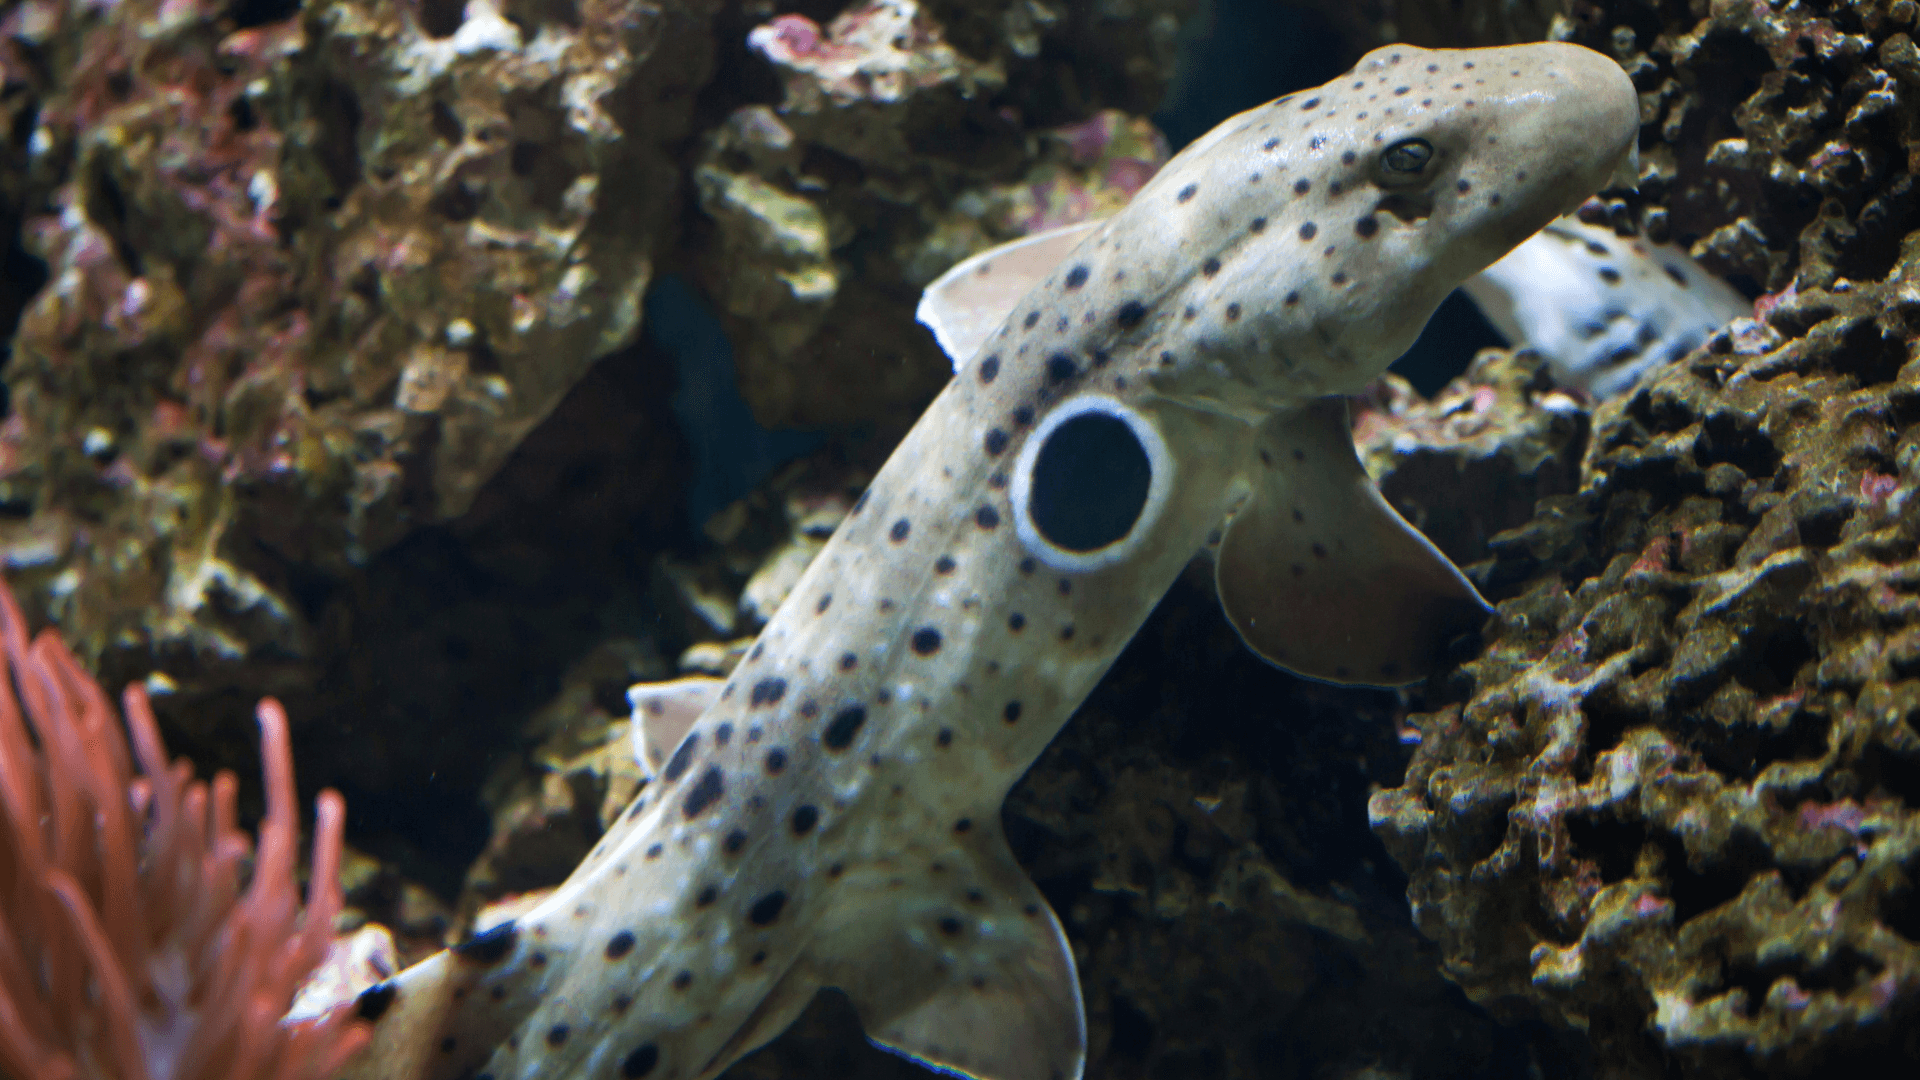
top-left (1381, 139), bottom-right (1433, 174)
top-left (1011, 395), bottom-right (1174, 573)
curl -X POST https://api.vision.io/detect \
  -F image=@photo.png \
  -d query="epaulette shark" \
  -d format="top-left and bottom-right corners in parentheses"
top-left (333, 42), bottom-right (1638, 1080)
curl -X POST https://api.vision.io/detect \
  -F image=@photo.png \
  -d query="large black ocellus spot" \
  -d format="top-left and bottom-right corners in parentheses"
top-left (1026, 411), bottom-right (1152, 552)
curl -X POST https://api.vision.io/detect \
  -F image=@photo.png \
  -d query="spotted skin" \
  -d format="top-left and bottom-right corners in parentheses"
top-left (335, 42), bottom-right (1638, 1080)
top-left (1460, 214), bottom-right (1750, 398)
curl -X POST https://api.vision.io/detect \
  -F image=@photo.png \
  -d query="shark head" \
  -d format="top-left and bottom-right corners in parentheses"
top-left (1090, 41), bottom-right (1642, 419)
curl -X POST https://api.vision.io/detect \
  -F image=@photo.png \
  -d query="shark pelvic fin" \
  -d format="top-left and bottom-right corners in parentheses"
top-left (808, 829), bottom-right (1087, 1080)
top-left (917, 220), bottom-right (1106, 372)
top-left (1216, 399), bottom-right (1491, 686)
top-left (627, 675), bottom-right (724, 779)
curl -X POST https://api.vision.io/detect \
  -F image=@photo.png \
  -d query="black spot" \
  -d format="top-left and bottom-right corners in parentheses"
top-left (1284, 291), bottom-right (1300, 306)
top-left (724, 829), bottom-right (748, 854)
top-left (953, 818), bottom-right (972, 833)
top-left (816, 594), bottom-right (831, 614)
top-left (455, 921), bottom-right (518, 965)
top-left (838, 652), bottom-right (858, 671)
top-left (1331, 272), bottom-right (1348, 286)
top-left (612, 994), bottom-right (633, 1013)
top-left (1008, 612), bottom-right (1026, 631)
top-left (622, 1044), bottom-right (659, 1077)
top-left (1013, 406), bottom-right (1035, 427)
top-left (1201, 258), bottom-right (1221, 277)
top-left (1356, 216), bottom-right (1378, 238)
top-left (976, 505), bottom-right (1001, 530)
top-left (1092, 349), bottom-right (1111, 367)
top-left (937, 728), bottom-right (953, 747)
top-left (1251, 216), bottom-right (1267, 233)
top-left (1341, 149), bottom-right (1356, 165)
top-left (749, 891), bottom-right (788, 926)
top-left (1177, 183), bottom-right (1198, 202)
top-left (934, 555), bottom-right (956, 574)
top-left (750, 678), bottom-right (787, 707)
top-left (824, 706), bottom-right (867, 750)
top-left (1019, 557), bottom-right (1036, 575)
top-left (799, 700), bottom-right (818, 718)
top-left (1057, 578), bottom-right (1072, 595)
top-left (1263, 137), bottom-right (1280, 151)
top-left (1226, 303), bottom-right (1242, 320)
top-left (1046, 353), bottom-right (1077, 383)
top-left (766, 748), bottom-right (788, 773)
top-left (672, 970), bottom-right (693, 990)
top-left (1300, 97), bottom-right (1319, 109)
top-left (911, 627), bottom-right (943, 655)
top-left (646, 843), bottom-right (663, 859)
top-left (1023, 311), bottom-right (1040, 329)
top-left (696, 885), bottom-right (718, 907)
top-left (714, 722), bottom-right (733, 746)
top-left (792, 805), bottom-right (819, 834)
top-left (605, 931), bottom-right (635, 959)
top-left (1064, 265), bottom-right (1089, 289)
top-left (682, 766), bottom-right (724, 819)
top-left (1299, 222), bottom-right (1317, 240)
top-left (1004, 701), bottom-right (1023, 723)
top-left (1293, 178), bottom-right (1311, 195)
top-left (1312, 542), bottom-right (1329, 558)
top-left (889, 518), bottom-right (911, 543)
top-left (356, 983), bottom-right (397, 1021)
top-left (547, 1025), bottom-right (571, 1048)
top-left (440, 1037), bottom-right (456, 1054)
top-left (1664, 264), bottom-right (1690, 287)
top-left (1116, 300), bottom-right (1147, 329)
top-left (1456, 178), bottom-right (1471, 193)
top-left (1026, 410), bottom-right (1152, 553)
top-left (984, 428), bottom-right (1011, 456)
top-left (979, 355), bottom-right (1000, 383)
top-left (1598, 267), bottom-right (1622, 284)
top-left (1060, 625), bottom-right (1076, 641)
top-left (939, 917), bottom-right (964, 936)
top-left (662, 732), bottom-right (699, 782)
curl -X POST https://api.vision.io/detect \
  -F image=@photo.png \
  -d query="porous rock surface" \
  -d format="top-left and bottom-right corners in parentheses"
top-left (0, 0), bottom-right (706, 695)
top-left (1369, 0), bottom-right (1920, 1067)
top-left (693, 0), bottom-right (1185, 429)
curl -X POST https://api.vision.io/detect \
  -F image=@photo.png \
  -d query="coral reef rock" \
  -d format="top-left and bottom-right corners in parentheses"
top-left (1372, 3), bottom-right (1920, 1076)
top-left (1372, 268), bottom-right (1920, 1077)
top-left (694, 0), bottom-right (1191, 430)
top-left (0, 0), bottom-right (710, 684)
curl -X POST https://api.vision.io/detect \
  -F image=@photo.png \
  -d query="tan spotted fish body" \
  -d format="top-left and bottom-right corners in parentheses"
top-left (336, 42), bottom-right (1637, 1080)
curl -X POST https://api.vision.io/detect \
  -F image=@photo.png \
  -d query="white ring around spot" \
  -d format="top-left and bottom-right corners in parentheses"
top-left (1010, 394), bottom-right (1174, 574)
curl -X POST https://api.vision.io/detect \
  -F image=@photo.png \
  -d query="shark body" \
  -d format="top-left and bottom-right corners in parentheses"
top-left (337, 41), bottom-right (1638, 1080)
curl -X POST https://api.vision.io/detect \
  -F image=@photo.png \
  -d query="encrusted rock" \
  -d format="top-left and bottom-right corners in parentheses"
top-left (693, 0), bottom-right (1190, 429)
top-left (1372, 251), bottom-right (1920, 1076)
top-left (0, 0), bottom-right (709, 691)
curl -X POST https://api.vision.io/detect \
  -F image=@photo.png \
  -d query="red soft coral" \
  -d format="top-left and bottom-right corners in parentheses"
top-left (0, 580), bottom-right (367, 1080)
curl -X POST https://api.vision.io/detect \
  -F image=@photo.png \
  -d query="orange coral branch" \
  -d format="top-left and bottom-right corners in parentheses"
top-left (0, 581), bottom-right (369, 1080)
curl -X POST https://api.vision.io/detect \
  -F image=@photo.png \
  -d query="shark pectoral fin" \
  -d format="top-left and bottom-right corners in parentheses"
top-left (1216, 399), bottom-right (1492, 687)
top-left (813, 833), bottom-right (1086, 1080)
top-left (627, 675), bottom-right (724, 779)
top-left (697, 965), bottom-right (822, 1079)
top-left (916, 220), bottom-right (1107, 371)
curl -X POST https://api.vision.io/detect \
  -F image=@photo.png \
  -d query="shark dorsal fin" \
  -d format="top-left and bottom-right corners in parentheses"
top-left (1216, 400), bottom-right (1491, 686)
top-left (916, 220), bottom-right (1107, 371)
top-left (627, 676), bottom-right (724, 780)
